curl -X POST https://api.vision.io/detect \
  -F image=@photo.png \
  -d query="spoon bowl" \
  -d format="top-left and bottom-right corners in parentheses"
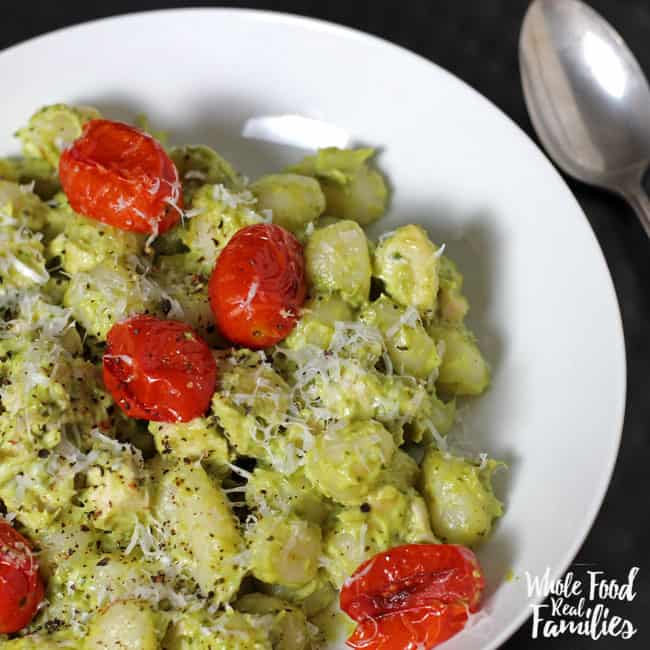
top-left (520, 0), bottom-right (650, 234)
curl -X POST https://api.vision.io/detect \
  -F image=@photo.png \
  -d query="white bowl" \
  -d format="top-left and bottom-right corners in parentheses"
top-left (0, 9), bottom-right (625, 649)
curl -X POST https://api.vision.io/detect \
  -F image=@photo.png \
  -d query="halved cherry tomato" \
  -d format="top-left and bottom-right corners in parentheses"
top-left (340, 544), bottom-right (484, 650)
top-left (208, 223), bottom-right (307, 348)
top-left (103, 315), bottom-right (217, 422)
top-left (0, 521), bottom-right (44, 634)
top-left (59, 119), bottom-right (182, 234)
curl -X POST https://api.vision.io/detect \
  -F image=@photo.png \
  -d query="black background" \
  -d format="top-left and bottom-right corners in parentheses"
top-left (2, 1), bottom-right (648, 648)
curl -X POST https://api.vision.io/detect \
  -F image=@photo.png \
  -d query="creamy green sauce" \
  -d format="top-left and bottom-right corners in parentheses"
top-left (0, 104), bottom-right (500, 649)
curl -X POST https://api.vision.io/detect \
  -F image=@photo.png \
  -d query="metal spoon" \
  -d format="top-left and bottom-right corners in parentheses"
top-left (520, 0), bottom-right (650, 236)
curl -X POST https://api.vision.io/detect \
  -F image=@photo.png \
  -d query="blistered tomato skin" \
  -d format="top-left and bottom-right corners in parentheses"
top-left (346, 602), bottom-right (469, 650)
top-left (59, 119), bottom-right (183, 234)
top-left (0, 522), bottom-right (45, 634)
top-left (208, 223), bottom-right (307, 349)
top-left (340, 544), bottom-right (484, 650)
top-left (103, 315), bottom-right (217, 422)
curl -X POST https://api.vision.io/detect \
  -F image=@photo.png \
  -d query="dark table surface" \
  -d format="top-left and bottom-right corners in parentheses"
top-left (3, 1), bottom-right (648, 648)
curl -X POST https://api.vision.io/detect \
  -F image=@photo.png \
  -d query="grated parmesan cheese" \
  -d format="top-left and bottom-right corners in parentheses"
top-left (212, 184), bottom-right (256, 209)
top-left (231, 280), bottom-right (259, 316)
top-left (19, 180), bottom-right (36, 194)
top-left (385, 305), bottom-right (421, 339)
top-left (184, 169), bottom-right (207, 180)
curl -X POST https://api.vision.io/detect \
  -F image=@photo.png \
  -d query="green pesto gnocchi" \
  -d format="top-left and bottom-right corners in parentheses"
top-left (247, 514), bottom-right (322, 587)
top-left (250, 173), bottom-right (326, 234)
top-left (148, 417), bottom-right (231, 469)
top-left (284, 293), bottom-right (354, 350)
top-left (179, 183), bottom-right (263, 275)
top-left (153, 460), bottom-right (246, 604)
top-left (360, 294), bottom-right (440, 378)
top-left (163, 609), bottom-right (274, 650)
top-left (0, 156), bottom-right (59, 199)
top-left (420, 449), bottom-right (504, 546)
top-left (322, 484), bottom-right (437, 587)
top-left (288, 147), bottom-right (388, 225)
top-left (170, 144), bottom-right (244, 202)
top-left (236, 593), bottom-right (315, 650)
top-left (373, 224), bottom-right (441, 312)
top-left (1, 104), bottom-right (503, 649)
top-left (304, 220), bottom-right (371, 307)
top-left (85, 600), bottom-right (165, 650)
top-left (46, 192), bottom-right (145, 273)
top-left (244, 467), bottom-right (330, 525)
top-left (305, 420), bottom-right (396, 505)
top-left (16, 103), bottom-right (101, 168)
top-left (259, 571), bottom-right (336, 618)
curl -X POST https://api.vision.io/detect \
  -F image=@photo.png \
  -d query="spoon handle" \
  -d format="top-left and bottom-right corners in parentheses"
top-left (623, 187), bottom-right (650, 238)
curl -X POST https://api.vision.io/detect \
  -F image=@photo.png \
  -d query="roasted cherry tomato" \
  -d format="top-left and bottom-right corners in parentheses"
top-left (103, 315), bottom-right (217, 422)
top-left (208, 223), bottom-right (307, 348)
top-left (59, 119), bottom-right (182, 234)
top-left (0, 521), bottom-right (44, 634)
top-left (340, 544), bottom-right (484, 650)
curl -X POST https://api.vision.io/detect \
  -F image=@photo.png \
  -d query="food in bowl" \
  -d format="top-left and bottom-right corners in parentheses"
top-left (0, 104), bottom-right (503, 649)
